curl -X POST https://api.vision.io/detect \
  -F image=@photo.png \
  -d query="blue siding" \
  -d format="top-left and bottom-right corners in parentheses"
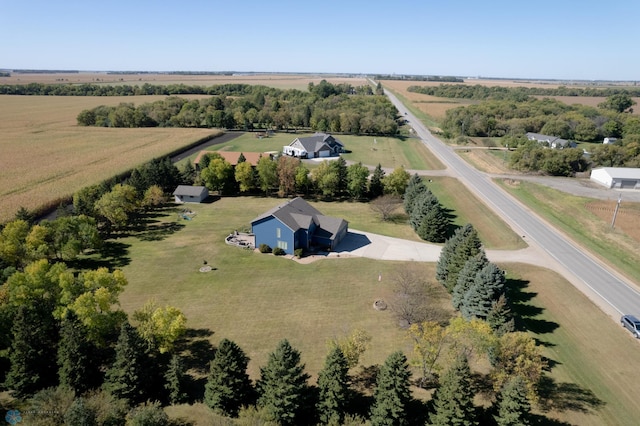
top-left (251, 216), bottom-right (295, 255)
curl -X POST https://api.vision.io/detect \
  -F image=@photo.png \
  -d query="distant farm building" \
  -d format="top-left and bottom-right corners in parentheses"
top-left (251, 197), bottom-right (348, 255)
top-left (590, 167), bottom-right (640, 189)
top-left (173, 185), bottom-right (209, 203)
top-left (603, 137), bottom-right (618, 144)
top-left (526, 132), bottom-right (576, 149)
top-left (283, 133), bottom-right (344, 158)
top-left (194, 151), bottom-right (266, 169)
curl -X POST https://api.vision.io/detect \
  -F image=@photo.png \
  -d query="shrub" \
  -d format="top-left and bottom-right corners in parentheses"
top-left (294, 248), bottom-right (304, 258)
top-left (259, 244), bottom-right (272, 253)
top-left (273, 247), bottom-right (286, 256)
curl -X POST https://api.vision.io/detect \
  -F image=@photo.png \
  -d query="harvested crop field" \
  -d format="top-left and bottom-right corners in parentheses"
top-left (585, 200), bottom-right (640, 242)
top-left (3, 72), bottom-right (369, 91)
top-left (381, 80), bottom-right (473, 120)
top-left (0, 95), bottom-right (219, 222)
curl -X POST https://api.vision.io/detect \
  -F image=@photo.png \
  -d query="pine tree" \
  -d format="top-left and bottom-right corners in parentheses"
top-left (416, 203), bottom-right (450, 243)
top-left (237, 152), bottom-right (247, 163)
top-left (487, 294), bottom-right (515, 336)
top-left (5, 305), bottom-right (58, 399)
top-left (165, 354), bottom-right (188, 405)
top-left (369, 164), bottom-right (385, 198)
top-left (257, 339), bottom-right (310, 425)
top-left (316, 346), bottom-right (349, 425)
top-left (461, 263), bottom-right (506, 320)
top-left (428, 353), bottom-right (477, 426)
top-left (58, 311), bottom-right (100, 395)
top-left (408, 190), bottom-right (436, 231)
top-left (64, 397), bottom-right (97, 425)
top-left (494, 376), bottom-right (532, 426)
top-left (204, 338), bottom-right (254, 417)
top-left (370, 351), bottom-right (412, 426)
top-left (451, 253), bottom-right (489, 311)
top-left (103, 322), bottom-right (151, 405)
top-left (403, 173), bottom-right (427, 215)
top-left (436, 224), bottom-right (483, 292)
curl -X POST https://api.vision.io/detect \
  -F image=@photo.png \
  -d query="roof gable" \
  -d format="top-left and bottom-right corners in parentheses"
top-left (173, 185), bottom-right (208, 196)
top-left (251, 197), bottom-right (343, 236)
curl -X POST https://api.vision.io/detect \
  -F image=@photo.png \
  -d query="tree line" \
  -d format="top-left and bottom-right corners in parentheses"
top-left (408, 83), bottom-right (640, 100)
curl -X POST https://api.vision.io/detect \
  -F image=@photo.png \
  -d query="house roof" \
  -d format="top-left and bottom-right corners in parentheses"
top-left (194, 151), bottom-right (264, 166)
top-left (251, 197), bottom-right (347, 240)
top-left (289, 133), bottom-right (344, 153)
top-left (591, 167), bottom-right (640, 179)
top-left (526, 132), bottom-right (570, 148)
top-left (173, 185), bottom-right (208, 196)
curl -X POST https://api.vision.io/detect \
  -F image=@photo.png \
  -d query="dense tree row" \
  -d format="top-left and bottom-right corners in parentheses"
top-left (404, 174), bottom-right (451, 242)
top-left (75, 81), bottom-right (400, 134)
top-left (408, 83), bottom-right (640, 100)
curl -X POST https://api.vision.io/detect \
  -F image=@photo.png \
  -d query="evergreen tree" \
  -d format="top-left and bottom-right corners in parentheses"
top-left (451, 253), bottom-right (489, 311)
top-left (403, 173), bottom-right (427, 215)
top-left (58, 311), bottom-right (100, 395)
top-left (165, 354), bottom-right (188, 405)
top-left (257, 339), bottom-right (310, 425)
top-left (103, 322), bottom-right (151, 405)
top-left (204, 338), bottom-right (254, 417)
top-left (460, 263), bottom-right (506, 320)
top-left (317, 346), bottom-right (349, 425)
top-left (370, 351), bottom-right (412, 426)
top-left (428, 353), bottom-right (477, 426)
top-left (368, 164), bottom-right (385, 198)
top-left (436, 224), bottom-right (483, 292)
top-left (179, 159), bottom-right (197, 185)
top-left (494, 376), bottom-right (532, 426)
top-left (486, 294), bottom-right (515, 336)
top-left (408, 190), bottom-right (436, 230)
top-left (5, 305), bottom-right (59, 399)
top-left (237, 152), bottom-right (247, 163)
top-left (416, 203), bottom-right (450, 243)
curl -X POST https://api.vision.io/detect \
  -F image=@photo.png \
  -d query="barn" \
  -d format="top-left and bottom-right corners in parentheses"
top-left (251, 197), bottom-right (348, 255)
top-left (172, 185), bottom-right (209, 203)
top-left (590, 167), bottom-right (640, 189)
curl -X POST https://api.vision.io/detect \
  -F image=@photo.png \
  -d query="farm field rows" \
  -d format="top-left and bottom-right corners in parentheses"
top-left (0, 95), bottom-right (219, 222)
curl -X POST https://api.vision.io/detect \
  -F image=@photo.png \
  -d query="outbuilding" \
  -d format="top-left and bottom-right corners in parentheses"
top-left (590, 167), bottom-right (640, 189)
top-left (172, 185), bottom-right (209, 203)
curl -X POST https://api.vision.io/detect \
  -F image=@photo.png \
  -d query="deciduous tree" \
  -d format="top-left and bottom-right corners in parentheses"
top-left (132, 300), bottom-right (187, 354)
top-left (235, 161), bottom-right (255, 193)
top-left (370, 194), bottom-right (401, 221)
top-left (346, 162), bottom-right (370, 200)
top-left (328, 328), bottom-right (372, 369)
top-left (256, 156), bottom-right (278, 195)
top-left (382, 166), bottom-right (410, 196)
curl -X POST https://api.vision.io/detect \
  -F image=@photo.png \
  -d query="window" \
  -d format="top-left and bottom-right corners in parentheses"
top-left (276, 228), bottom-right (281, 238)
top-left (277, 241), bottom-right (288, 250)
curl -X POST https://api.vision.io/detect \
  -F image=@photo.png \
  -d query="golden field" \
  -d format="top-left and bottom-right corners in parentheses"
top-left (0, 95), bottom-right (220, 222)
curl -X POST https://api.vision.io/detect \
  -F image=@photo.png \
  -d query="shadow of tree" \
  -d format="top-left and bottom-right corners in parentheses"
top-left (508, 278), bottom-right (559, 335)
top-left (174, 328), bottom-right (216, 403)
top-left (537, 376), bottom-right (605, 415)
top-left (137, 221), bottom-right (185, 242)
top-left (70, 240), bottom-right (131, 271)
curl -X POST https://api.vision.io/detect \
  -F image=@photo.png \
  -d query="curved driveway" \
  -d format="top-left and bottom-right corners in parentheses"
top-left (381, 87), bottom-right (640, 320)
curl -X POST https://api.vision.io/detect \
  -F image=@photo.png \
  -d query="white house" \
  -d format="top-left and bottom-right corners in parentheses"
top-left (590, 167), bottom-right (640, 189)
top-left (603, 137), bottom-right (618, 144)
top-left (173, 185), bottom-right (209, 203)
top-left (283, 133), bottom-right (344, 158)
top-left (526, 132), bottom-right (576, 149)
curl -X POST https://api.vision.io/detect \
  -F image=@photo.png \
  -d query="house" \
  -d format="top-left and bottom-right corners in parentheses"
top-left (603, 137), bottom-right (618, 144)
top-left (526, 132), bottom-right (576, 149)
top-left (251, 197), bottom-right (348, 255)
top-left (193, 151), bottom-right (265, 169)
top-left (172, 185), bottom-right (209, 203)
top-left (590, 167), bottom-right (640, 189)
top-left (282, 133), bottom-right (344, 158)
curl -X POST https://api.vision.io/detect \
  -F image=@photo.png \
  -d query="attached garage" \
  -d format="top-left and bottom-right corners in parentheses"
top-left (590, 167), bottom-right (640, 189)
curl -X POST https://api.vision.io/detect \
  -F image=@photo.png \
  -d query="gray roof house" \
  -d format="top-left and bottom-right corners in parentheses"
top-left (283, 133), bottom-right (345, 158)
top-left (526, 132), bottom-right (576, 149)
top-left (172, 185), bottom-right (209, 203)
top-left (251, 197), bottom-right (348, 254)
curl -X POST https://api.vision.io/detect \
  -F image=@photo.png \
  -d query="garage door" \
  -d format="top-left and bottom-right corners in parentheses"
top-left (620, 180), bottom-right (638, 189)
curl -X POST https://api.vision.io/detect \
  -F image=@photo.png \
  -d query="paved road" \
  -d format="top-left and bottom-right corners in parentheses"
top-left (382, 88), bottom-right (640, 319)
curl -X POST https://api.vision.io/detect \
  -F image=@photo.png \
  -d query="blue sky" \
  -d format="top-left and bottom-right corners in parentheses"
top-left (1, 0), bottom-right (637, 81)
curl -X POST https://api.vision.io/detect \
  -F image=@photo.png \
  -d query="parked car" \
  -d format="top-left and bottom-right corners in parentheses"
top-left (621, 315), bottom-right (640, 338)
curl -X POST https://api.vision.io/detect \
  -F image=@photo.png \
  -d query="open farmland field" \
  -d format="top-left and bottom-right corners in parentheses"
top-left (113, 197), bottom-right (640, 425)
top-left (2, 72), bottom-right (369, 91)
top-left (0, 95), bottom-right (220, 222)
top-left (535, 95), bottom-right (640, 115)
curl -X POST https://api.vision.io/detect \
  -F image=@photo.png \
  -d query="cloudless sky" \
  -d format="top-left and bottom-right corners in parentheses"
top-left (1, 0), bottom-right (637, 81)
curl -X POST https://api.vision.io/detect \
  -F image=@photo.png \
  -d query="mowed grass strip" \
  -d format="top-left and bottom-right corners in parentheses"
top-left (497, 180), bottom-right (640, 285)
top-left (0, 95), bottom-right (219, 222)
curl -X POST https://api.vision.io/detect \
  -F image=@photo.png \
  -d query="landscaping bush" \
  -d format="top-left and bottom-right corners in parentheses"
top-left (294, 248), bottom-right (304, 258)
top-left (259, 244), bottom-right (272, 253)
top-left (273, 247), bottom-right (286, 256)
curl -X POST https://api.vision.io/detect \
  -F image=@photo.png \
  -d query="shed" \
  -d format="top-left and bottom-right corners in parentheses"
top-left (173, 185), bottom-right (209, 203)
top-left (251, 197), bottom-right (348, 255)
top-left (590, 167), bottom-right (640, 189)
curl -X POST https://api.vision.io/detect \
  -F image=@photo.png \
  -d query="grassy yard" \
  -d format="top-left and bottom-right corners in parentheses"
top-left (111, 197), bottom-right (640, 425)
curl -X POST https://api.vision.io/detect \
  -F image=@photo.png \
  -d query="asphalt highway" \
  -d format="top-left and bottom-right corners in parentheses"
top-left (383, 88), bottom-right (640, 319)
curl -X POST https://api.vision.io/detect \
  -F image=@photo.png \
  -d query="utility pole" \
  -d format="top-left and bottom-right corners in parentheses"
top-left (611, 194), bottom-right (622, 229)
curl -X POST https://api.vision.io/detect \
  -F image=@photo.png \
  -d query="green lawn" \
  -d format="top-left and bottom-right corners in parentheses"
top-left (339, 135), bottom-right (444, 170)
